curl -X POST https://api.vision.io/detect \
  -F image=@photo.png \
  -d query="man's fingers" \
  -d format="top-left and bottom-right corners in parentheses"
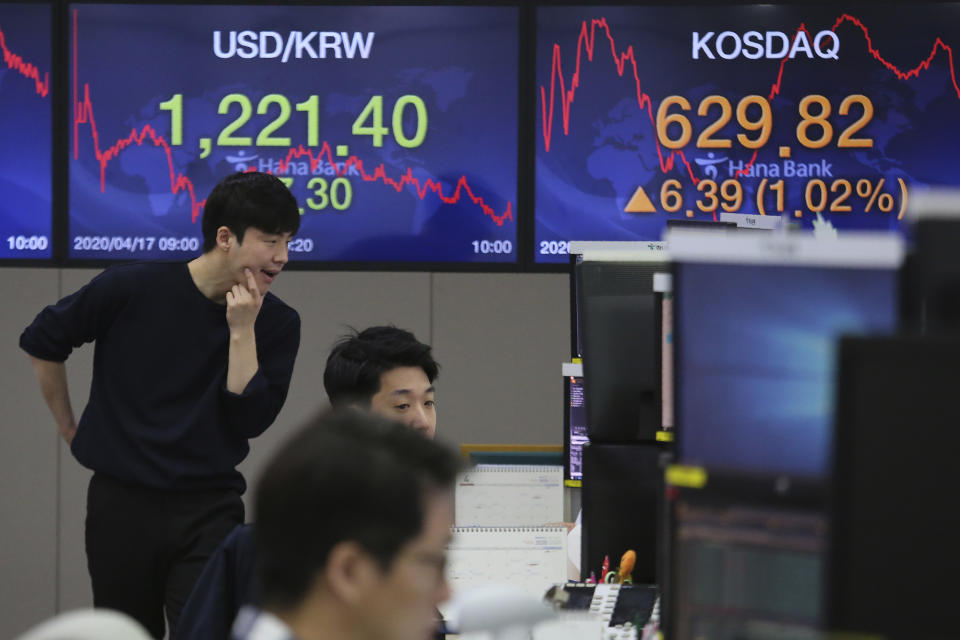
top-left (244, 268), bottom-right (260, 299)
top-left (227, 285), bottom-right (247, 306)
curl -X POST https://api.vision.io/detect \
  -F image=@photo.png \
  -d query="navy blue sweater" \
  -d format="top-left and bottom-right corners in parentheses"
top-left (20, 262), bottom-right (300, 492)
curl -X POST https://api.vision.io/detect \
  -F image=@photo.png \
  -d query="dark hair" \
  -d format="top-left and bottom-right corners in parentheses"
top-left (254, 409), bottom-right (462, 609)
top-left (324, 326), bottom-right (439, 407)
top-left (201, 171), bottom-right (300, 251)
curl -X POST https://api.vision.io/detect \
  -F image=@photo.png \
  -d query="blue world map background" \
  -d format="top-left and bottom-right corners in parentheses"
top-left (535, 5), bottom-right (960, 263)
top-left (0, 3), bottom-right (52, 259)
top-left (70, 4), bottom-right (517, 262)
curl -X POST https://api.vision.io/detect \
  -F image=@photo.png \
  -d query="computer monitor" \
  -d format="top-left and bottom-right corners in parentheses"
top-left (575, 257), bottom-right (667, 442)
top-left (899, 189), bottom-right (960, 334)
top-left (827, 335), bottom-right (960, 637)
top-left (564, 374), bottom-right (588, 482)
top-left (582, 441), bottom-right (666, 586)
top-left (908, 218), bottom-right (960, 334)
top-left (668, 482), bottom-right (827, 640)
top-left (670, 230), bottom-right (903, 478)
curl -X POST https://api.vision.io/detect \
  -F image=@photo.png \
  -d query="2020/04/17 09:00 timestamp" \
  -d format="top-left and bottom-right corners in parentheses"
top-left (71, 236), bottom-right (318, 254)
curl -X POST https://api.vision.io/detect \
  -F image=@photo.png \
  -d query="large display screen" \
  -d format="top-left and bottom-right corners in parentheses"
top-left (69, 4), bottom-right (518, 263)
top-left (535, 5), bottom-right (960, 263)
top-left (0, 2), bottom-right (52, 259)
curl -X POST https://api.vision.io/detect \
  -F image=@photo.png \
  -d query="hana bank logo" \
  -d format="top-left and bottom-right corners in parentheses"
top-left (225, 150), bottom-right (259, 171)
top-left (695, 152), bottom-right (728, 180)
top-left (692, 30), bottom-right (840, 61)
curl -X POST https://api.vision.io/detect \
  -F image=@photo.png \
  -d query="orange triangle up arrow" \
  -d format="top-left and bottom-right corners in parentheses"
top-left (624, 185), bottom-right (656, 213)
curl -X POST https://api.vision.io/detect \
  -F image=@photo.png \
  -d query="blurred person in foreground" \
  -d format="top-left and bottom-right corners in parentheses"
top-left (230, 409), bottom-right (462, 640)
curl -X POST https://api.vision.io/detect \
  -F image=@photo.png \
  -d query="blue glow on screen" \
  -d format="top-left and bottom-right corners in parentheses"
top-left (68, 4), bottom-right (518, 263)
top-left (534, 4), bottom-right (960, 263)
top-left (0, 2), bottom-right (52, 259)
top-left (676, 263), bottom-right (898, 476)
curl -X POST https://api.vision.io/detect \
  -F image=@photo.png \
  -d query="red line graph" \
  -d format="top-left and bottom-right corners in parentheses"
top-left (0, 23), bottom-right (50, 97)
top-left (830, 14), bottom-right (960, 98)
top-left (71, 9), bottom-right (513, 227)
top-left (540, 14), bottom-right (960, 183)
top-left (275, 146), bottom-right (512, 225)
top-left (767, 16), bottom-right (960, 104)
top-left (539, 17), bottom-right (699, 184)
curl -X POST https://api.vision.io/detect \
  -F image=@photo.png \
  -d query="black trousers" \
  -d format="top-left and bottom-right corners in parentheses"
top-left (85, 473), bottom-right (245, 639)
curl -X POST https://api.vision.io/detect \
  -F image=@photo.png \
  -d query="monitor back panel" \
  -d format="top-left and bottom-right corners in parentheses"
top-left (577, 261), bottom-right (665, 442)
top-left (828, 335), bottom-right (960, 638)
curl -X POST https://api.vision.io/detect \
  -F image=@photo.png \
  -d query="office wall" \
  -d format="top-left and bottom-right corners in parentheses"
top-left (0, 267), bottom-right (570, 637)
top-left (0, 269), bottom-right (60, 635)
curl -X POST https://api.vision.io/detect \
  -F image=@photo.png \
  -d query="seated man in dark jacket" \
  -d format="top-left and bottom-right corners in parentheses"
top-left (175, 326), bottom-right (442, 640)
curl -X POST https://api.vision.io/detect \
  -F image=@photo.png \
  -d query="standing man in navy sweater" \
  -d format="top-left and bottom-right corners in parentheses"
top-left (19, 171), bottom-right (302, 640)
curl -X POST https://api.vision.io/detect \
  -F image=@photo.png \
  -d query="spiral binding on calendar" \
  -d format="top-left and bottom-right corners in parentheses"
top-left (470, 464), bottom-right (563, 473)
top-left (450, 525), bottom-right (567, 533)
top-left (456, 464), bottom-right (565, 528)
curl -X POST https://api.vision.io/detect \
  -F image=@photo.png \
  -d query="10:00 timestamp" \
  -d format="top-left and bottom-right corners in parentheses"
top-left (7, 235), bottom-right (49, 251)
top-left (471, 239), bottom-right (513, 255)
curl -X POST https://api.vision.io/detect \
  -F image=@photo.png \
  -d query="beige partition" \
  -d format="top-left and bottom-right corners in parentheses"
top-left (432, 273), bottom-right (569, 448)
top-left (0, 268), bottom-right (61, 638)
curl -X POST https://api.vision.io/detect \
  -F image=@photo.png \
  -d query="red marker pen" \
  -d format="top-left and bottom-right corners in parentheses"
top-left (600, 554), bottom-right (611, 582)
